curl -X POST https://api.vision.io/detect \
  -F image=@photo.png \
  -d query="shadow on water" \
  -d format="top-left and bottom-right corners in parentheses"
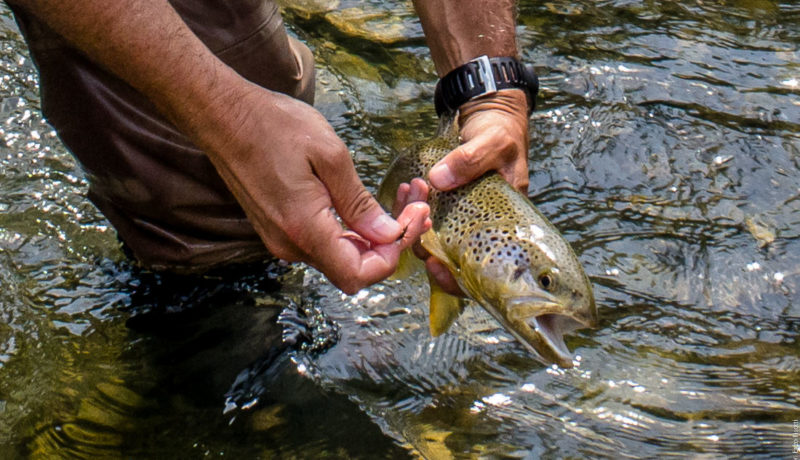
top-left (1, 0), bottom-right (800, 458)
top-left (10, 261), bottom-right (410, 458)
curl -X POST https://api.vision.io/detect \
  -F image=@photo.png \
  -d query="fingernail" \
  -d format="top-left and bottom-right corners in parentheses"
top-left (430, 163), bottom-right (456, 189)
top-left (371, 213), bottom-right (401, 239)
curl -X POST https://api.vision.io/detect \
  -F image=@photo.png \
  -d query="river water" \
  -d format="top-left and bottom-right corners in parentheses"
top-left (0, 0), bottom-right (798, 458)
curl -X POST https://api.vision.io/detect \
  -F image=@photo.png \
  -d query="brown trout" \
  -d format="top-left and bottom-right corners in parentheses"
top-left (378, 117), bottom-right (597, 368)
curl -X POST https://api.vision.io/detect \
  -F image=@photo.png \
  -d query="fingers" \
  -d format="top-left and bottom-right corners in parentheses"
top-left (322, 202), bottom-right (432, 294)
top-left (317, 175), bottom-right (454, 295)
top-left (280, 172), bottom-right (430, 294)
top-left (312, 141), bottom-right (405, 245)
top-left (389, 177), bottom-right (462, 295)
top-left (394, 178), bottom-right (433, 263)
top-left (407, 178), bottom-right (429, 203)
top-left (296, 134), bottom-right (435, 292)
top-left (428, 126), bottom-right (513, 190)
top-left (428, 89), bottom-right (531, 193)
top-left (425, 257), bottom-right (463, 296)
top-left (394, 177), bottom-right (430, 217)
top-left (393, 183), bottom-right (410, 217)
top-left (389, 178), bottom-right (463, 296)
top-left (377, 201), bottom-right (432, 256)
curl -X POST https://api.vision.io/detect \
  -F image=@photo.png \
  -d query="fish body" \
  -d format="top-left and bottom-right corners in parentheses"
top-left (378, 117), bottom-right (597, 368)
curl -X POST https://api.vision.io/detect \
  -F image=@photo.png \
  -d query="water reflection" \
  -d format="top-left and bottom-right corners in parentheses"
top-left (10, 261), bottom-right (409, 458)
top-left (1, 0), bottom-right (799, 458)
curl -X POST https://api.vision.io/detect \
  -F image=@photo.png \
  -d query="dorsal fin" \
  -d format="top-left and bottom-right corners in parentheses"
top-left (435, 113), bottom-right (460, 141)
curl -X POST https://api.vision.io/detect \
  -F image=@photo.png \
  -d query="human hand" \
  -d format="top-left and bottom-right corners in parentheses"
top-left (428, 89), bottom-right (531, 193)
top-left (398, 90), bottom-right (531, 296)
top-left (206, 85), bottom-right (432, 294)
top-left (392, 178), bottom-right (463, 296)
top-left (11, 0), bottom-right (432, 293)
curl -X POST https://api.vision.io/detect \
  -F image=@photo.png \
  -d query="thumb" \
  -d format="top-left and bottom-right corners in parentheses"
top-left (315, 148), bottom-right (404, 245)
top-left (428, 128), bottom-right (507, 191)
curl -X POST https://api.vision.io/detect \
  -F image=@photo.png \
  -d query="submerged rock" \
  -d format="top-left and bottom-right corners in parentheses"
top-left (324, 6), bottom-right (415, 44)
top-left (745, 216), bottom-right (776, 248)
top-left (277, 0), bottom-right (340, 20)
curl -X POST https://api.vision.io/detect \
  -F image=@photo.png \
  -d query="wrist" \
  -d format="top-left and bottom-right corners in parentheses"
top-left (412, 0), bottom-right (517, 76)
top-left (433, 56), bottom-right (538, 118)
top-left (168, 68), bottom-right (264, 161)
top-left (459, 88), bottom-right (528, 112)
top-left (458, 89), bottom-right (530, 129)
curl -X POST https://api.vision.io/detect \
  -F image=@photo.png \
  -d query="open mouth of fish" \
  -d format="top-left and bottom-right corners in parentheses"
top-left (526, 313), bottom-right (587, 368)
top-left (495, 297), bottom-right (592, 368)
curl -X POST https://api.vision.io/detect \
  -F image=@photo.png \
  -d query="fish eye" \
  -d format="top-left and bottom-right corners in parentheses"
top-left (538, 271), bottom-right (555, 290)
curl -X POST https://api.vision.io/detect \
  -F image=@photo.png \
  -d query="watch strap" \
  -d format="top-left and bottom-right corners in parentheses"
top-left (434, 55), bottom-right (538, 117)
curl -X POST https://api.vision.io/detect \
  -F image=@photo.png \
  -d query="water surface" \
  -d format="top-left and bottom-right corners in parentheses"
top-left (0, 0), bottom-right (798, 458)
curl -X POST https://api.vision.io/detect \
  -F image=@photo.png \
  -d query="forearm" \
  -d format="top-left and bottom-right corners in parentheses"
top-left (9, 0), bottom-right (436, 291)
top-left (9, 0), bottom-right (249, 155)
top-left (412, 0), bottom-right (518, 76)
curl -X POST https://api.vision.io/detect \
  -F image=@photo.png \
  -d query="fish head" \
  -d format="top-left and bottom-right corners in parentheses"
top-left (457, 223), bottom-right (597, 368)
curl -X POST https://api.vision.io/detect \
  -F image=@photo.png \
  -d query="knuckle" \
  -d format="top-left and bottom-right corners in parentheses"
top-left (492, 126), bottom-right (517, 151)
top-left (456, 144), bottom-right (482, 169)
top-left (316, 140), bottom-right (351, 169)
top-left (273, 217), bottom-right (313, 258)
top-left (260, 231), bottom-right (299, 261)
top-left (277, 214), bottom-right (303, 238)
top-left (340, 186), bottom-right (377, 220)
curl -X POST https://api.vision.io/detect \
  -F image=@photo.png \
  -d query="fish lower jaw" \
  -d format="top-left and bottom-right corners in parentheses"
top-left (480, 303), bottom-right (580, 368)
top-left (530, 314), bottom-right (578, 368)
top-left (509, 313), bottom-right (584, 369)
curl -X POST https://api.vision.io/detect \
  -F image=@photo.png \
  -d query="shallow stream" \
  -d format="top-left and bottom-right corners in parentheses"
top-left (0, 0), bottom-right (798, 458)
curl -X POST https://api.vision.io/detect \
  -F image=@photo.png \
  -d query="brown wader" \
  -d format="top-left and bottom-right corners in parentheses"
top-left (9, 0), bottom-right (315, 272)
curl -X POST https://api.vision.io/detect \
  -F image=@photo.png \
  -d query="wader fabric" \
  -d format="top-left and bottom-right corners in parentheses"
top-left (9, 0), bottom-right (315, 271)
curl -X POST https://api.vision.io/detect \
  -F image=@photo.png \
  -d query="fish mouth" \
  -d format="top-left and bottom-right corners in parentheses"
top-left (498, 296), bottom-right (592, 368)
top-left (526, 313), bottom-right (587, 368)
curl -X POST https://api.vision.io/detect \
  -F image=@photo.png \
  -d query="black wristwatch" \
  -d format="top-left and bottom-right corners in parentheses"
top-left (434, 55), bottom-right (539, 117)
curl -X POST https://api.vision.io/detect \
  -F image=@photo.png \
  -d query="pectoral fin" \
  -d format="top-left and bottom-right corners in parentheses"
top-left (390, 247), bottom-right (424, 280)
top-left (428, 272), bottom-right (465, 337)
top-left (420, 229), bottom-right (457, 274)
